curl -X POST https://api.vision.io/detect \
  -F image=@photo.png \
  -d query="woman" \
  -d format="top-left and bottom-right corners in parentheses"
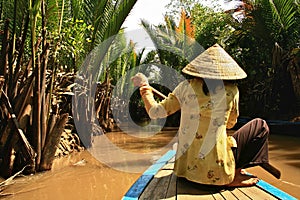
top-left (132, 44), bottom-right (280, 187)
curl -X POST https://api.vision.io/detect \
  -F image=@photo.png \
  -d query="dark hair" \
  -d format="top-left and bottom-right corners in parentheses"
top-left (202, 79), bottom-right (236, 95)
top-left (182, 72), bottom-right (236, 95)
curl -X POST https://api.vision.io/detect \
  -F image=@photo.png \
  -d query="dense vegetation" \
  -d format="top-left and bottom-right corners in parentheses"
top-left (0, 0), bottom-right (139, 178)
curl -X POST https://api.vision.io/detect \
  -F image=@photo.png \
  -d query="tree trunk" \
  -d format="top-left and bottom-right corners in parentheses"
top-left (40, 113), bottom-right (69, 171)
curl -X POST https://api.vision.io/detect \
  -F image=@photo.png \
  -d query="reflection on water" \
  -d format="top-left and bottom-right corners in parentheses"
top-left (1, 130), bottom-right (300, 199)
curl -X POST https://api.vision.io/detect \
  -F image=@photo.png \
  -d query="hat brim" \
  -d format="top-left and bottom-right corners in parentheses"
top-left (182, 44), bottom-right (247, 80)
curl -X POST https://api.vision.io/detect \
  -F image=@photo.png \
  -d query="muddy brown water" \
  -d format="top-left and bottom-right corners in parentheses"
top-left (1, 130), bottom-right (300, 200)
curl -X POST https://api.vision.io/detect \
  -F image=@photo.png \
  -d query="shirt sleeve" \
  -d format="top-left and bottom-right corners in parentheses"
top-left (140, 86), bottom-right (181, 119)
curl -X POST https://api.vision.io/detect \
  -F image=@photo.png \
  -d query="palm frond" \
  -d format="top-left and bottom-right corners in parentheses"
top-left (141, 15), bottom-right (202, 67)
top-left (92, 0), bottom-right (115, 45)
top-left (82, 0), bottom-right (112, 44)
top-left (1, 0), bottom-right (28, 37)
top-left (269, 0), bottom-right (297, 31)
top-left (141, 20), bottom-right (161, 50)
top-left (70, 0), bottom-right (84, 19)
top-left (45, 0), bottom-right (63, 34)
top-left (103, 0), bottom-right (138, 41)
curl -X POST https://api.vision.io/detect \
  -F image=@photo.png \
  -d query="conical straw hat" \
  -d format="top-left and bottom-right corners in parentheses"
top-left (182, 44), bottom-right (247, 80)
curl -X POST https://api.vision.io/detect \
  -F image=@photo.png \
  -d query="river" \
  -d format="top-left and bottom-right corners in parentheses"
top-left (1, 129), bottom-right (300, 199)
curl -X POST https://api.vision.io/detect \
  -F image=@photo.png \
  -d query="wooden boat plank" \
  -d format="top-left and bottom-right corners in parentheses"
top-left (211, 193), bottom-right (226, 200)
top-left (139, 169), bottom-right (173, 199)
top-left (122, 150), bottom-right (176, 200)
top-left (176, 177), bottom-right (216, 200)
top-left (239, 186), bottom-right (278, 200)
top-left (165, 172), bottom-right (177, 200)
top-left (123, 174), bottom-right (153, 200)
top-left (177, 194), bottom-right (216, 200)
top-left (230, 188), bottom-right (252, 199)
top-left (218, 189), bottom-right (239, 199)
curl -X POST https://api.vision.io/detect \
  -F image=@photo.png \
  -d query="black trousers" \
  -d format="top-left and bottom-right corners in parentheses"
top-left (232, 118), bottom-right (270, 169)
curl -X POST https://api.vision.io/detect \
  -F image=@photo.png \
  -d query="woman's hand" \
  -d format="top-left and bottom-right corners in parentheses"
top-left (131, 73), bottom-right (149, 87)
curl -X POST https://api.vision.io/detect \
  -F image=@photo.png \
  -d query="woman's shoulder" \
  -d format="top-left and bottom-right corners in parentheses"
top-left (173, 78), bottom-right (203, 97)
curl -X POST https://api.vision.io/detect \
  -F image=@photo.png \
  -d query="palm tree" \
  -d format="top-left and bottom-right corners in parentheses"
top-left (141, 10), bottom-right (203, 71)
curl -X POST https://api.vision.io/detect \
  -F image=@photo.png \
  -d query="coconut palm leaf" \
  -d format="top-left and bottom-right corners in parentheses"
top-left (78, 0), bottom-right (137, 51)
top-left (141, 16), bottom-right (202, 69)
top-left (253, 0), bottom-right (298, 41)
top-left (82, 0), bottom-right (114, 48)
top-left (141, 18), bottom-right (185, 66)
top-left (70, 0), bottom-right (84, 19)
top-left (45, 0), bottom-right (63, 33)
top-left (73, 0), bottom-right (138, 79)
top-left (103, 0), bottom-right (138, 41)
top-left (268, 0), bottom-right (297, 32)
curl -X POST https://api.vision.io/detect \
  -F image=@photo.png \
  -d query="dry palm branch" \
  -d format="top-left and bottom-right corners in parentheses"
top-left (0, 83), bottom-right (36, 172)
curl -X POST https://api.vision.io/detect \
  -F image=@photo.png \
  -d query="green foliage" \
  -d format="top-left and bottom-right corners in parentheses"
top-left (72, 0), bottom-right (138, 53)
top-left (0, 0), bottom-right (138, 73)
top-left (252, 0), bottom-right (299, 49)
top-left (1, 0), bottom-right (28, 36)
top-left (58, 19), bottom-right (93, 70)
top-left (191, 4), bottom-right (235, 48)
top-left (107, 33), bottom-right (139, 85)
top-left (45, 0), bottom-right (64, 33)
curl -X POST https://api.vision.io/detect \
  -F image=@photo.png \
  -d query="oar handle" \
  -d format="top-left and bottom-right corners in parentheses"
top-left (151, 86), bottom-right (167, 99)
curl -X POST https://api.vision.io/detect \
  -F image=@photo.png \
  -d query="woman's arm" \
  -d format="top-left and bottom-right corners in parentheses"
top-left (140, 86), bottom-right (181, 119)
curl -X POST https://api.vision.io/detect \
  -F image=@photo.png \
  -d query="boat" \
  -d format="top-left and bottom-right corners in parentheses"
top-left (122, 150), bottom-right (297, 200)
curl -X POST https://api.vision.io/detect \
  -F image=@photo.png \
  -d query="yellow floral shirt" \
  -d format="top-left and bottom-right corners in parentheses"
top-left (140, 78), bottom-right (239, 185)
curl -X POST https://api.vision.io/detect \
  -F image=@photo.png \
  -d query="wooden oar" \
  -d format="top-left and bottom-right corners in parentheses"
top-left (150, 86), bottom-right (167, 99)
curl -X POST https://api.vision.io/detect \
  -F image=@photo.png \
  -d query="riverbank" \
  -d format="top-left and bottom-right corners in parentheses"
top-left (1, 130), bottom-right (299, 199)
